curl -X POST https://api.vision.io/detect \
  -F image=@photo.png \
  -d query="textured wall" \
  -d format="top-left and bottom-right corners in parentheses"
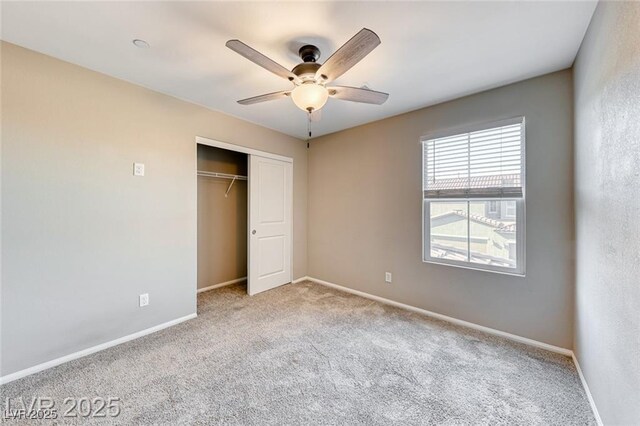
top-left (0, 42), bottom-right (307, 376)
top-left (309, 70), bottom-right (575, 348)
top-left (573, 2), bottom-right (640, 424)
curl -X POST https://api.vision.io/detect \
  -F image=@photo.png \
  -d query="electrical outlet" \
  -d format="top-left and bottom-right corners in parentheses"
top-left (385, 272), bottom-right (392, 283)
top-left (133, 163), bottom-right (145, 176)
top-left (139, 293), bottom-right (149, 307)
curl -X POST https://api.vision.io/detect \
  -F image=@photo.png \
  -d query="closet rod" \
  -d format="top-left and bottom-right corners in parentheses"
top-left (196, 171), bottom-right (247, 181)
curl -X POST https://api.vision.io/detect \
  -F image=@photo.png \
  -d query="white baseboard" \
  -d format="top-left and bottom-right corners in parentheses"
top-left (292, 276), bottom-right (310, 284)
top-left (305, 276), bottom-right (572, 356)
top-left (197, 277), bottom-right (247, 293)
top-left (572, 353), bottom-right (604, 425)
top-left (0, 313), bottom-right (197, 386)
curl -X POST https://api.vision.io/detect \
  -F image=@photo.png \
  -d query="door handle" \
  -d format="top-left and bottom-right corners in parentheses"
top-left (252, 230), bottom-right (257, 235)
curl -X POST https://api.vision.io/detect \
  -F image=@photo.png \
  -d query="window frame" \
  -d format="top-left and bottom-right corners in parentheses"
top-left (421, 117), bottom-right (526, 277)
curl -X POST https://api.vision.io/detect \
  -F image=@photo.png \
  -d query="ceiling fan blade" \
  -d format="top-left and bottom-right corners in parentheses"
top-left (315, 28), bottom-right (381, 83)
top-left (310, 109), bottom-right (322, 122)
top-left (328, 86), bottom-right (389, 105)
top-left (237, 90), bottom-right (290, 105)
top-left (226, 40), bottom-right (300, 84)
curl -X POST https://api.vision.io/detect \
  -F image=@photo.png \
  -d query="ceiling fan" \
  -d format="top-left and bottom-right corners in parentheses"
top-left (226, 28), bottom-right (389, 118)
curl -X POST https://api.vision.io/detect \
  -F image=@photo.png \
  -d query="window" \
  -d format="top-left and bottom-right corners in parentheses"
top-left (422, 117), bottom-right (525, 275)
top-left (504, 200), bottom-right (516, 218)
top-left (488, 201), bottom-right (499, 214)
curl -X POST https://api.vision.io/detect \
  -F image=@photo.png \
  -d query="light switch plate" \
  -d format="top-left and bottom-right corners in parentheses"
top-left (139, 293), bottom-right (149, 307)
top-left (133, 163), bottom-right (145, 176)
top-left (385, 272), bottom-right (392, 283)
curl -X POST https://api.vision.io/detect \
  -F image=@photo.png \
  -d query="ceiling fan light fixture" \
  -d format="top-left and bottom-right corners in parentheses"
top-left (291, 82), bottom-right (329, 112)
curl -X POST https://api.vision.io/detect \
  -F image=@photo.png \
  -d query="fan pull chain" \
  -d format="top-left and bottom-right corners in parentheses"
top-left (307, 111), bottom-right (312, 139)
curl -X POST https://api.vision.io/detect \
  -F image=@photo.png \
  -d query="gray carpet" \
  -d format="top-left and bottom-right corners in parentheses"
top-left (1, 281), bottom-right (595, 425)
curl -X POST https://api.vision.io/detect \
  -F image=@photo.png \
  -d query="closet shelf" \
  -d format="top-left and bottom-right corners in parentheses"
top-left (197, 171), bottom-right (246, 197)
top-left (197, 171), bottom-right (247, 181)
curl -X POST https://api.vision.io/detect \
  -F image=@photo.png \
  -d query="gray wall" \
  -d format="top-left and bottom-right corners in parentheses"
top-left (309, 70), bottom-right (575, 349)
top-left (197, 146), bottom-right (248, 289)
top-left (0, 42), bottom-right (307, 376)
top-left (573, 2), bottom-right (640, 424)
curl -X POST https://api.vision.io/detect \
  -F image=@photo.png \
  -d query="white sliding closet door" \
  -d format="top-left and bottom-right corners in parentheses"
top-left (248, 155), bottom-right (293, 295)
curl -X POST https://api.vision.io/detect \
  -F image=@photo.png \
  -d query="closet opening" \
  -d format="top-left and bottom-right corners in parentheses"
top-left (197, 144), bottom-right (248, 294)
top-left (196, 136), bottom-right (294, 298)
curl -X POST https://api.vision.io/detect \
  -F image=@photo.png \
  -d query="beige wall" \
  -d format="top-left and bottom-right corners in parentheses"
top-left (309, 70), bottom-right (574, 349)
top-left (0, 42), bottom-right (307, 376)
top-left (574, 2), bottom-right (640, 424)
top-left (197, 145), bottom-right (248, 289)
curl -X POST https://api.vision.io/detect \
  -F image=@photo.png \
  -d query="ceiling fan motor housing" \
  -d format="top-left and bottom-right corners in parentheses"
top-left (292, 62), bottom-right (321, 81)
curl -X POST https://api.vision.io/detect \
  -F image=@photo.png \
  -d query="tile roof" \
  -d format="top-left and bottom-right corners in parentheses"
top-left (426, 174), bottom-right (521, 190)
top-left (496, 223), bottom-right (516, 233)
top-left (433, 210), bottom-right (516, 233)
top-left (452, 210), bottom-right (505, 228)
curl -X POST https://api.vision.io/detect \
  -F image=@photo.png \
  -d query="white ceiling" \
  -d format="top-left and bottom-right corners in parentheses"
top-left (1, 1), bottom-right (596, 139)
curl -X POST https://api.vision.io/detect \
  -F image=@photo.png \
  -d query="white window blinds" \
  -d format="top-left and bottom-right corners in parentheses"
top-left (422, 118), bottom-right (524, 199)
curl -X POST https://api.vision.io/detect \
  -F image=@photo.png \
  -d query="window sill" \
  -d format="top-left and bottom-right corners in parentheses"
top-left (423, 258), bottom-right (526, 277)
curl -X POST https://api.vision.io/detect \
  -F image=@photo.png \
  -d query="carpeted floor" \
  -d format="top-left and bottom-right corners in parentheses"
top-left (1, 281), bottom-right (595, 425)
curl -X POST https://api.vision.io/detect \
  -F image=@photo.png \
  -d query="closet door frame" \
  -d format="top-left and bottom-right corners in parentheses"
top-left (195, 136), bottom-right (294, 295)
